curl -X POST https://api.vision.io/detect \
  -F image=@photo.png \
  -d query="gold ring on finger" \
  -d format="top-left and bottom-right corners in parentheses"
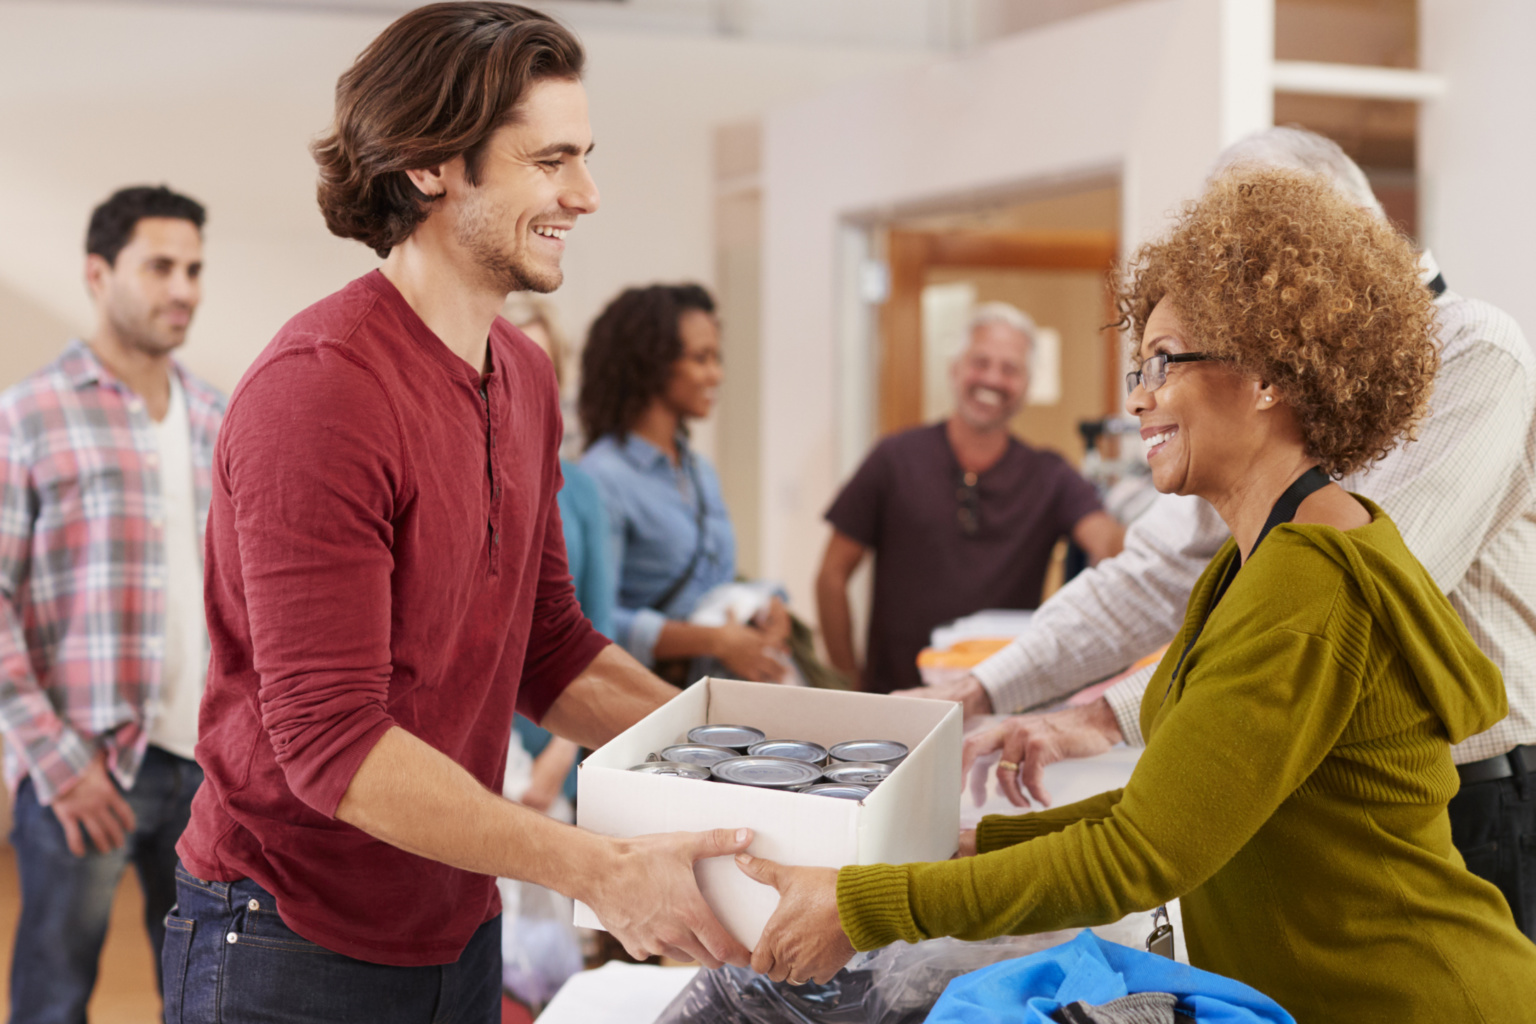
top-left (997, 760), bottom-right (1019, 772)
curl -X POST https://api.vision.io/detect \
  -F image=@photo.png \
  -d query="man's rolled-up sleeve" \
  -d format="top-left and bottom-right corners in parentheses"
top-left (226, 350), bottom-right (403, 818)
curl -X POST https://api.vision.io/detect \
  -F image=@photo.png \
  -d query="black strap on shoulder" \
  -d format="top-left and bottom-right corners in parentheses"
top-left (1166, 466), bottom-right (1331, 684)
top-left (1427, 272), bottom-right (1448, 298)
top-left (647, 452), bottom-right (708, 614)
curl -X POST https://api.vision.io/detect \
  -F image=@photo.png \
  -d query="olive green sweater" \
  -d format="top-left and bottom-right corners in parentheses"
top-left (838, 500), bottom-right (1536, 1023)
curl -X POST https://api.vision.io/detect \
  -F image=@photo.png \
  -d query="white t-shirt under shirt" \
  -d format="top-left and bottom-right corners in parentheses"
top-left (147, 373), bottom-right (207, 761)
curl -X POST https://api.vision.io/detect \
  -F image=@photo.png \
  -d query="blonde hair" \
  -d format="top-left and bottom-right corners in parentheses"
top-left (502, 292), bottom-right (568, 388)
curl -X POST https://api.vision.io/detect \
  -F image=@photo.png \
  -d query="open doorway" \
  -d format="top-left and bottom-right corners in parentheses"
top-left (874, 184), bottom-right (1122, 469)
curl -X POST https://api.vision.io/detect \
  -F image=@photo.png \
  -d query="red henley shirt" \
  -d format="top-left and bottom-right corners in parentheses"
top-left (177, 271), bottom-right (609, 965)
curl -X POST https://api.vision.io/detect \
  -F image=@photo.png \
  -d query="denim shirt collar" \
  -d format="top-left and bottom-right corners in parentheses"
top-left (616, 432), bottom-right (693, 476)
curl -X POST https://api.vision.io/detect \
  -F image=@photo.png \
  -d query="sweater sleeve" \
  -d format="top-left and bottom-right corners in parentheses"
top-left (973, 789), bottom-right (1124, 852)
top-left (838, 578), bottom-right (1367, 950)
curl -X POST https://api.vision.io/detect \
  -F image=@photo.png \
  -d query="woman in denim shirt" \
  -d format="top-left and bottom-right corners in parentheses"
top-left (578, 284), bottom-right (789, 684)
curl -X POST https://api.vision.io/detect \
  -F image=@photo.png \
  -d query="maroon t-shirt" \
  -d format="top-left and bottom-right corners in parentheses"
top-left (826, 422), bottom-right (1101, 694)
top-left (178, 271), bottom-right (609, 966)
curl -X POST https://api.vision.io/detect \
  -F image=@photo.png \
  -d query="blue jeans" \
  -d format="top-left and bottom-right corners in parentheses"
top-left (163, 867), bottom-right (501, 1024)
top-left (8, 744), bottom-right (203, 1024)
top-left (1450, 763), bottom-right (1536, 942)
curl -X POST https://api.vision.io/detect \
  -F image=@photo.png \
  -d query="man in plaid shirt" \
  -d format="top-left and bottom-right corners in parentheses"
top-left (0, 185), bottom-right (225, 1022)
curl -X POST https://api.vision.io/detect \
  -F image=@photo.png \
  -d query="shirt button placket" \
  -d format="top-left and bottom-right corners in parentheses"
top-left (482, 382), bottom-right (500, 578)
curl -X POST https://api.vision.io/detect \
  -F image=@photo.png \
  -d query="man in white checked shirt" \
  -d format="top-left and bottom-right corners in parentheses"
top-left (907, 127), bottom-right (1536, 940)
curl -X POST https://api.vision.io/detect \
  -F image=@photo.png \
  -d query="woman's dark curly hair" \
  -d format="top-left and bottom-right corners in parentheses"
top-left (578, 284), bottom-right (716, 447)
top-left (1116, 168), bottom-right (1439, 478)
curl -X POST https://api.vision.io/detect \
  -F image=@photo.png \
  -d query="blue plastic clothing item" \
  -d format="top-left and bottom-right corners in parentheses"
top-left (926, 931), bottom-right (1294, 1024)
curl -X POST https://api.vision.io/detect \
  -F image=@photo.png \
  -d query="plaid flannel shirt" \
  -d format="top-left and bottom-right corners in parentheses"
top-left (0, 340), bottom-right (225, 803)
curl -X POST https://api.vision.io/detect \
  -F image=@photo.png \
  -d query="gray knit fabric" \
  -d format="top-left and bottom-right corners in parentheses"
top-left (1050, 990), bottom-right (1180, 1024)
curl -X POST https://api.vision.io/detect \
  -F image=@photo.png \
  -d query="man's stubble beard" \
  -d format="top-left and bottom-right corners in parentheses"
top-left (456, 190), bottom-right (562, 296)
top-left (106, 289), bottom-right (186, 358)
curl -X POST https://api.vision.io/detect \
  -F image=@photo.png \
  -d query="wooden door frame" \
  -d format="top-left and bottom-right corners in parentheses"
top-left (878, 228), bottom-right (1120, 436)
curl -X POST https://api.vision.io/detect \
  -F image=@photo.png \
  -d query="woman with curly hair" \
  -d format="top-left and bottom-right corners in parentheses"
top-left (736, 169), bottom-right (1536, 1020)
top-left (578, 283), bottom-right (791, 684)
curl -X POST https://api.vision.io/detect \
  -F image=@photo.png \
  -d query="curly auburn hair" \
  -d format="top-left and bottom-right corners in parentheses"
top-left (578, 284), bottom-right (716, 448)
top-left (1116, 168), bottom-right (1438, 478)
top-left (311, 3), bottom-right (583, 259)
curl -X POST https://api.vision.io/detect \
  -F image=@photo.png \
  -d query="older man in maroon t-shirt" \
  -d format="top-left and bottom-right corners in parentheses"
top-left (817, 303), bottom-right (1125, 694)
top-left (169, 8), bottom-right (750, 1021)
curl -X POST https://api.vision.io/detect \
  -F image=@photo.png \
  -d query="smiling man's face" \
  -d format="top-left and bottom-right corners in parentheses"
top-left (950, 320), bottom-right (1031, 432)
top-left (449, 76), bottom-right (600, 294)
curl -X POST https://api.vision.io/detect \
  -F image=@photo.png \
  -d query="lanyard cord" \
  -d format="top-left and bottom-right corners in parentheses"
top-left (1165, 465), bottom-right (1332, 687)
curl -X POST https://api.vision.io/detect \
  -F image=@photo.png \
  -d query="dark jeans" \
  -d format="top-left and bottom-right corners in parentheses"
top-left (1450, 765), bottom-right (1536, 941)
top-left (163, 867), bottom-right (501, 1024)
top-left (8, 744), bottom-right (203, 1024)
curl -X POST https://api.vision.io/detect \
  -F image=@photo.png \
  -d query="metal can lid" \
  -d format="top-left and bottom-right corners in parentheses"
top-left (822, 761), bottom-right (893, 786)
top-left (801, 783), bottom-right (870, 800)
top-left (687, 724), bottom-right (767, 750)
top-left (747, 739), bottom-right (828, 764)
top-left (628, 760), bottom-right (712, 780)
top-left (711, 755), bottom-right (823, 788)
top-left (661, 743), bottom-right (738, 767)
top-left (829, 739), bottom-right (908, 764)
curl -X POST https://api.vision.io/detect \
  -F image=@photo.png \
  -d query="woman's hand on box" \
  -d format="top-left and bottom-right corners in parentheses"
top-left (735, 854), bottom-right (853, 985)
top-left (588, 828), bottom-right (755, 968)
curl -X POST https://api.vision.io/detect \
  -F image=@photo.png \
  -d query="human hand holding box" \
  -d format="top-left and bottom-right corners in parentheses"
top-left (575, 678), bottom-right (963, 948)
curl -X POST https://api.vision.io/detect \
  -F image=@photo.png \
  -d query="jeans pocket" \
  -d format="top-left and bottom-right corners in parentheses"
top-left (161, 914), bottom-right (195, 1024)
top-left (1460, 840), bottom-right (1501, 887)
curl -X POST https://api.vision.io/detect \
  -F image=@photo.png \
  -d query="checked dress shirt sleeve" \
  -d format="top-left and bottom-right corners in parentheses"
top-left (0, 402), bottom-right (95, 801)
top-left (1342, 291), bottom-right (1536, 763)
top-left (971, 492), bottom-right (1228, 722)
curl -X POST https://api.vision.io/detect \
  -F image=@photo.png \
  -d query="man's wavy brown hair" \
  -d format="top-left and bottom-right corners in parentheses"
top-left (312, 2), bottom-right (583, 258)
top-left (1116, 168), bottom-right (1438, 478)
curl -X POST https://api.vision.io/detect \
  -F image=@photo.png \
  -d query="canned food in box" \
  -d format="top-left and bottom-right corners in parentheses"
top-left (660, 743), bottom-right (738, 768)
top-left (710, 755), bottom-right (823, 788)
top-left (628, 760), bottom-right (712, 780)
top-left (828, 739), bottom-right (908, 765)
top-left (687, 724), bottom-right (767, 751)
top-left (821, 760), bottom-right (893, 787)
top-left (746, 739), bottom-right (828, 765)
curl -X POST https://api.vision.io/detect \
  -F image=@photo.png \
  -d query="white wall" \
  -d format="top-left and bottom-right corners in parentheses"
top-left (0, 0), bottom-right (923, 400)
top-left (1420, 0), bottom-right (1536, 344)
top-left (756, 0), bottom-right (1271, 617)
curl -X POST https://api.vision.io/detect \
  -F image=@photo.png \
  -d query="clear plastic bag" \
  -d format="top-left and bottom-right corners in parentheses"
top-left (499, 878), bottom-right (585, 1011)
top-left (653, 930), bottom-right (1091, 1024)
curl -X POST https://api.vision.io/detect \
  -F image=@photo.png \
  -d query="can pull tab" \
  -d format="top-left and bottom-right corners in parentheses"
top-left (1146, 904), bottom-right (1175, 959)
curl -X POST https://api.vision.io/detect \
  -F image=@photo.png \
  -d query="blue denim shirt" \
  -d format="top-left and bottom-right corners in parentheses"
top-left (580, 433), bottom-right (735, 666)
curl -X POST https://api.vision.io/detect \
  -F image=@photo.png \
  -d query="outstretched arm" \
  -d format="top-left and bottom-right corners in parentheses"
top-left (815, 529), bottom-right (868, 690)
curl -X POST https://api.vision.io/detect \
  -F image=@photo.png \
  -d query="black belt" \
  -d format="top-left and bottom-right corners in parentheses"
top-left (1457, 745), bottom-right (1535, 786)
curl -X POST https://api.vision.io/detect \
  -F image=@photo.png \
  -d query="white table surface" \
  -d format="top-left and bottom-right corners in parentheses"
top-left (542, 733), bottom-right (1184, 1023)
top-left (538, 961), bottom-right (701, 1024)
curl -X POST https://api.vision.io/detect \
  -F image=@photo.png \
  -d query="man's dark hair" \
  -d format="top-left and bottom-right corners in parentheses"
top-left (312, 2), bottom-right (585, 259)
top-left (86, 185), bottom-right (206, 266)
top-left (578, 284), bottom-right (716, 447)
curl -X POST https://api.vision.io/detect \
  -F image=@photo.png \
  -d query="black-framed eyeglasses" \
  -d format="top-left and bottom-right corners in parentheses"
top-left (1125, 352), bottom-right (1214, 396)
top-left (956, 470), bottom-right (981, 536)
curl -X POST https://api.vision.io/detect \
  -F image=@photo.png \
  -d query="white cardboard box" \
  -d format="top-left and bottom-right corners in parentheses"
top-left (574, 678), bottom-right (963, 948)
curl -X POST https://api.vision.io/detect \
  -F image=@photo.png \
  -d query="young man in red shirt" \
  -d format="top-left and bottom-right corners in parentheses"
top-left (168, 6), bottom-right (750, 1020)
